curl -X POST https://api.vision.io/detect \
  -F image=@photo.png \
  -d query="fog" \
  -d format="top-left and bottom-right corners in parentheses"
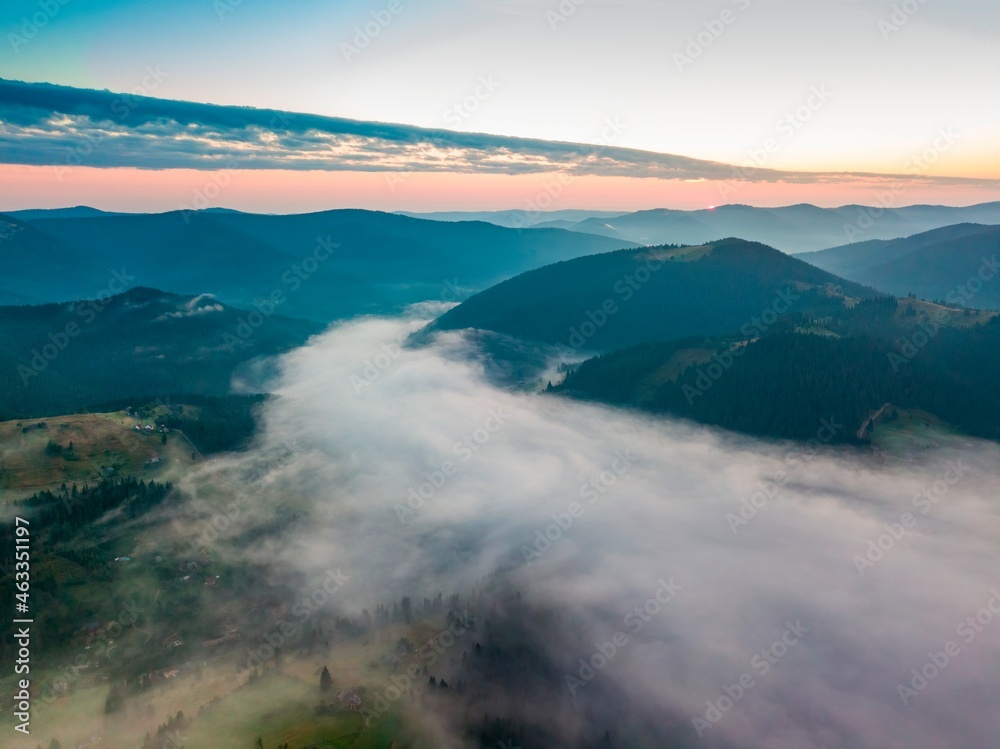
top-left (183, 306), bottom-right (1000, 748)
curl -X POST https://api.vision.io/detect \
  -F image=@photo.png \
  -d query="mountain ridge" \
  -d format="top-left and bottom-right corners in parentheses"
top-left (431, 237), bottom-right (881, 352)
top-left (798, 223), bottom-right (1000, 308)
top-left (1, 208), bottom-right (636, 320)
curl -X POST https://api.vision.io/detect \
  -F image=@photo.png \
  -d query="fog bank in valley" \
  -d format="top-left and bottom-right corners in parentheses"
top-left (183, 307), bottom-right (1000, 748)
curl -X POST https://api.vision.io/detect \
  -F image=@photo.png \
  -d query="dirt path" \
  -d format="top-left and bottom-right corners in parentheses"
top-left (857, 402), bottom-right (891, 440)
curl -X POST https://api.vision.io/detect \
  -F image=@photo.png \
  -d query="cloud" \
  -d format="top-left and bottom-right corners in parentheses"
top-left (167, 308), bottom-right (1000, 748)
top-left (2, 77), bottom-right (997, 189)
top-left (155, 293), bottom-right (224, 320)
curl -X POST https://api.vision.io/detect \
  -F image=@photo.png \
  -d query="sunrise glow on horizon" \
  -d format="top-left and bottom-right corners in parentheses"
top-left (2, 0), bottom-right (998, 212)
top-left (4, 164), bottom-right (1000, 216)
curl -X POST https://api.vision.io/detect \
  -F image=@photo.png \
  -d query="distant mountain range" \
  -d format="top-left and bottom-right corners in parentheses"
top-left (0, 209), bottom-right (633, 318)
top-left (396, 209), bottom-right (625, 229)
top-left (797, 223), bottom-right (1000, 308)
top-left (406, 202), bottom-right (1000, 253)
top-left (7, 202), bottom-right (1000, 442)
top-left (3, 206), bottom-right (131, 220)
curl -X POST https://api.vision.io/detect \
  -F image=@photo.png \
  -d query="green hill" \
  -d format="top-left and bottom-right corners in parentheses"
top-left (0, 214), bottom-right (109, 306)
top-left (432, 238), bottom-right (880, 352)
top-left (798, 223), bottom-right (1000, 309)
top-left (0, 287), bottom-right (321, 420)
top-left (555, 303), bottom-right (1000, 442)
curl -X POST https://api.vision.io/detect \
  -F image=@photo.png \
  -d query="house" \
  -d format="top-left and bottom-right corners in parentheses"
top-left (347, 694), bottom-right (362, 711)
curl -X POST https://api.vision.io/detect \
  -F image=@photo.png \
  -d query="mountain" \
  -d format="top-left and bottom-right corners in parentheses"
top-left (797, 223), bottom-right (1000, 308)
top-left (0, 214), bottom-right (111, 305)
top-left (397, 209), bottom-right (626, 229)
top-left (0, 287), bottom-right (322, 420)
top-left (3, 206), bottom-right (125, 220)
top-left (554, 307), bottom-right (1000, 443)
top-left (546, 202), bottom-right (1000, 252)
top-left (5, 209), bottom-right (635, 320)
top-left (431, 238), bottom-right (880, 352)
top-left (431, 236), bottom-right (1000, 442)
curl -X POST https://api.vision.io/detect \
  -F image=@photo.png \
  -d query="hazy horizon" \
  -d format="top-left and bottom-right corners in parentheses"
top-left (3, 2), bottom-right (999, 748)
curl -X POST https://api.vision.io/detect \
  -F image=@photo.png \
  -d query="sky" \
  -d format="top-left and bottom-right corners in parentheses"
top-left (1, 0), bottom-right (999, 212)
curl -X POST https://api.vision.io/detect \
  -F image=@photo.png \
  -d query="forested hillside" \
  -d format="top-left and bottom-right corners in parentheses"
top-left (433, 238), bottom-right (880, 351)
top-left (556, 309), bottom-right (1000, 442)
top-left (0, 288), bottom-right (320, 420)
top-left (798, 223), bottom-right (1000, 308)
top-left (3, 209), bottom-right (634, 319)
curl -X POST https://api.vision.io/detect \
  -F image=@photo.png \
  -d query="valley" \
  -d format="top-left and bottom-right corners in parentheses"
top-left (3, 10), bottom-right (1000, 742)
